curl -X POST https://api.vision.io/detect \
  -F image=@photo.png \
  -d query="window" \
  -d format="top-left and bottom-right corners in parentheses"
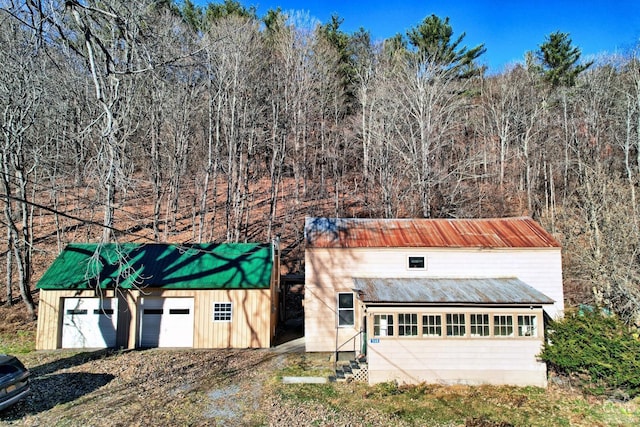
top-left (408, 256), bottom-right (426, 269)
top-left (373, 314), bottom-right (394, 337)
top-left (337, 293), bottom-right (354, 327)
top-left (518, 315), bottom-right (538, 337)
top-left (470, 314), bottom-right (490, 337)
top-left (213, 302), bottom-right (232, 322)
top-left (422, 314), bottom-right (442, 336)
top-left (446, 313), bottom-right (466, 336)
top-left (494, 315), bottom-right (514, 336)
top-left (398, 313), bottom-right (418, 336)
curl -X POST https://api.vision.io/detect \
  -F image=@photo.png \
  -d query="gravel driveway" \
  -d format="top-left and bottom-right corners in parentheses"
top-left (0, 339), bottom-right (405, 427)
top-left (1, 348), bottom-right (281, 426)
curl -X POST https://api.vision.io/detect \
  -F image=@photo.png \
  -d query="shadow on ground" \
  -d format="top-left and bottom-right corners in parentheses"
top-left (0, 349), bottom-right (119, 421)
top-left (1, 371), bottom-right (115, 420)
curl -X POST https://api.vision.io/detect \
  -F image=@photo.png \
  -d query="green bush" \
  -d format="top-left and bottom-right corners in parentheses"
top-left (540, 309), bottom-right (640, 398)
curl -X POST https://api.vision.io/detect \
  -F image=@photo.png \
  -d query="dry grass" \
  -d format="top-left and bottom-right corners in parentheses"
top-left (0, 336), bottom-right (639, 426)
top-left (0, 306), bottom-right (36, 354)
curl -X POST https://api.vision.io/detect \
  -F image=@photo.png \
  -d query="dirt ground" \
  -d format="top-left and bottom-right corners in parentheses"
top-left (0, 341), bottom-right (406, 427)
top-left (1, 347), bottom-right (280, 426)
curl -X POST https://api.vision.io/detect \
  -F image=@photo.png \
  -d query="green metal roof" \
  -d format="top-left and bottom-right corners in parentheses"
top-left (37, 243), bottom-right (274, 290)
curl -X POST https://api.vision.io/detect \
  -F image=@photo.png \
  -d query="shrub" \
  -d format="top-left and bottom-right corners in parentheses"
top-left (540, 309), bottom-right (640, 398)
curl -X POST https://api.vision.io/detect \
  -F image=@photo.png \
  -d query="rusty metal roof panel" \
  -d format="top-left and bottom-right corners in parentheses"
top-left (305, 217), bottom-right (560, 249)
top-left (353, 277), bottom-right (554, 305)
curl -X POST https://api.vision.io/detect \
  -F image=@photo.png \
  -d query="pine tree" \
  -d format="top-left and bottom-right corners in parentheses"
top-left (181, 0), bottom-right (203, 32)
top-left (535, 31), bottom-right (593, 87)
top-left (406, 14), bottom-right (485, 77)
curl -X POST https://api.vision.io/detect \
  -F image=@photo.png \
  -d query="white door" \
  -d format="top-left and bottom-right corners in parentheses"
top-left (139, 297), bottom-right (194, 348)
top-left (62, 298), bottom-right (118, 348)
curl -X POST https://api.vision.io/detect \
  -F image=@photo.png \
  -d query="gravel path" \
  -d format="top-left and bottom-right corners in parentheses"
top-left (0, 348), bottom-right (281, 426)
top-left (0, 342), bottom-right (410, 427)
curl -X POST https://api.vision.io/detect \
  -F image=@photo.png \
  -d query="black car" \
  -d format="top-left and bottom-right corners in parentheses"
top-left (0, 355), bottom-right (30, 411)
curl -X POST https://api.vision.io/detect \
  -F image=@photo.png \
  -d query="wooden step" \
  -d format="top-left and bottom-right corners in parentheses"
top-left (332, 360), bottom-right (368, 383)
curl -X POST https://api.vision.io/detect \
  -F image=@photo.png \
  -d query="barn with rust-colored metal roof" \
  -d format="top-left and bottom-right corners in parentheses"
top-left (305, 217), bottom-right (560, 249)
top-left (304, 216), bottom-right (564, 388)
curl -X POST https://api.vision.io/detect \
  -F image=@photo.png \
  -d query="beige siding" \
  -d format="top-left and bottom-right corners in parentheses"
top-left (364, 306), bottom-right (546, 386)
top-left (129, 289), bottom-right (273, 348)
top-left (35, 290), bottom-right (61, 350)
top-left (305, 246), bottom-right (563, 353)
top-left (367, 337), bottom-right (547, 387)
top-left (119, 291), bottom-right (138, 348)
top-left (37, 287), bottom-right (274, 350)
top-left (303, 282), bottom-right (363, 352)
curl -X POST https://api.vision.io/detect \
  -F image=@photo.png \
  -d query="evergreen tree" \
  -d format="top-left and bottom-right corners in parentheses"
top-left (205, 0), bottom-right (256, 22)
top-left (263, 7), bottom-right (286, 38)
top-left (181, 0), bottom-right (203, 32)
top-left (318, 14), bottom-right (356, 107)
top-left (535, 31), bottom-right (593, 87)
top-left (406, 14), bottom-right (485, 77)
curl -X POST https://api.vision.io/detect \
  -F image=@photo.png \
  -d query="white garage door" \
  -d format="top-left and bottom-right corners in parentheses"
top-left (62, 298), bottom-right (118, 348)
top-left (139, 297), bottom-right (194, 348)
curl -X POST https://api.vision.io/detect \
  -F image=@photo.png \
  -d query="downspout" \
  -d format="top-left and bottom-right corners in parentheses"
top-left (271, 235), bottom-right (281, 343)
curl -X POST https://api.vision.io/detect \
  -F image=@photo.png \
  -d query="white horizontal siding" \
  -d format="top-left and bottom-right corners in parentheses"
top-left (305, 247), bottom-right (563, 353)
top-left (304, 282), bottom-right (362, 352)
top-left (367, 338), bottom-right (547, 387)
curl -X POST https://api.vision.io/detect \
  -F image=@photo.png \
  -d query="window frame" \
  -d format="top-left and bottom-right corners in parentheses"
top-left (470, 313), bottom-right (490, 337)
top-left (517, 314), bottom-right (538, 337)
top-left (213, 302), bottom-right (232, 322)
top-left (446, 313), bottom-right (466, 337)
top-left (493, 315), bottom-right (515, 337)
top-left (373, 313), bottom-right (394, 337)
top-left (422, 314), bottom-right (442, 337)
top-left (407, 255), bottom-right (426, 270)
top-left (337, 292), bottom-right (355, 327)
top-left (398, 313), bottom-right (419, 336)
top-left (368, 310), bottom-right (542, 339)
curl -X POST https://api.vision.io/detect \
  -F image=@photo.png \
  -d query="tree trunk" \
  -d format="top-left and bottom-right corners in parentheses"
top-left (5, 228), bottom-right (12, 307)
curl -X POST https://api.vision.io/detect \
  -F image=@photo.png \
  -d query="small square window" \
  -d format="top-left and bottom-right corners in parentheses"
top-left (213, 302), bottom-right (232, 322)
top-left (408, 256), bottom-right (425, 269)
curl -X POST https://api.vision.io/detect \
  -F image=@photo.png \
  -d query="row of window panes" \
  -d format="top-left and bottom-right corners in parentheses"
top-left (373, 313), bottom-right (538, 338)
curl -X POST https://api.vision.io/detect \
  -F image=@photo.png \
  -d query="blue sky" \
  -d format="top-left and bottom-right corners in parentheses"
top-left (195, 1), bottom-right (640, 73)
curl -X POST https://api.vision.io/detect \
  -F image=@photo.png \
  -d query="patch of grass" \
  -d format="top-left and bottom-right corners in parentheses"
top-left (271, 356), bottom-right (640, 426)
top-left (275, 353), bottom-right (334, 378)
top-left (277, 383), bottom-right (339, 404)
top-left (0, 329), bottom-right (35, 354)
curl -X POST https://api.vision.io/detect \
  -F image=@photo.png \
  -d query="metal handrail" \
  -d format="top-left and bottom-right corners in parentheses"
top-left (333, 329), bottom-right (363, 371)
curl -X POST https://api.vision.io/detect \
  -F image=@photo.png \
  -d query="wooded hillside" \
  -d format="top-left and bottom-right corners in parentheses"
top-left (1, 1), bottom-right (639, 325)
